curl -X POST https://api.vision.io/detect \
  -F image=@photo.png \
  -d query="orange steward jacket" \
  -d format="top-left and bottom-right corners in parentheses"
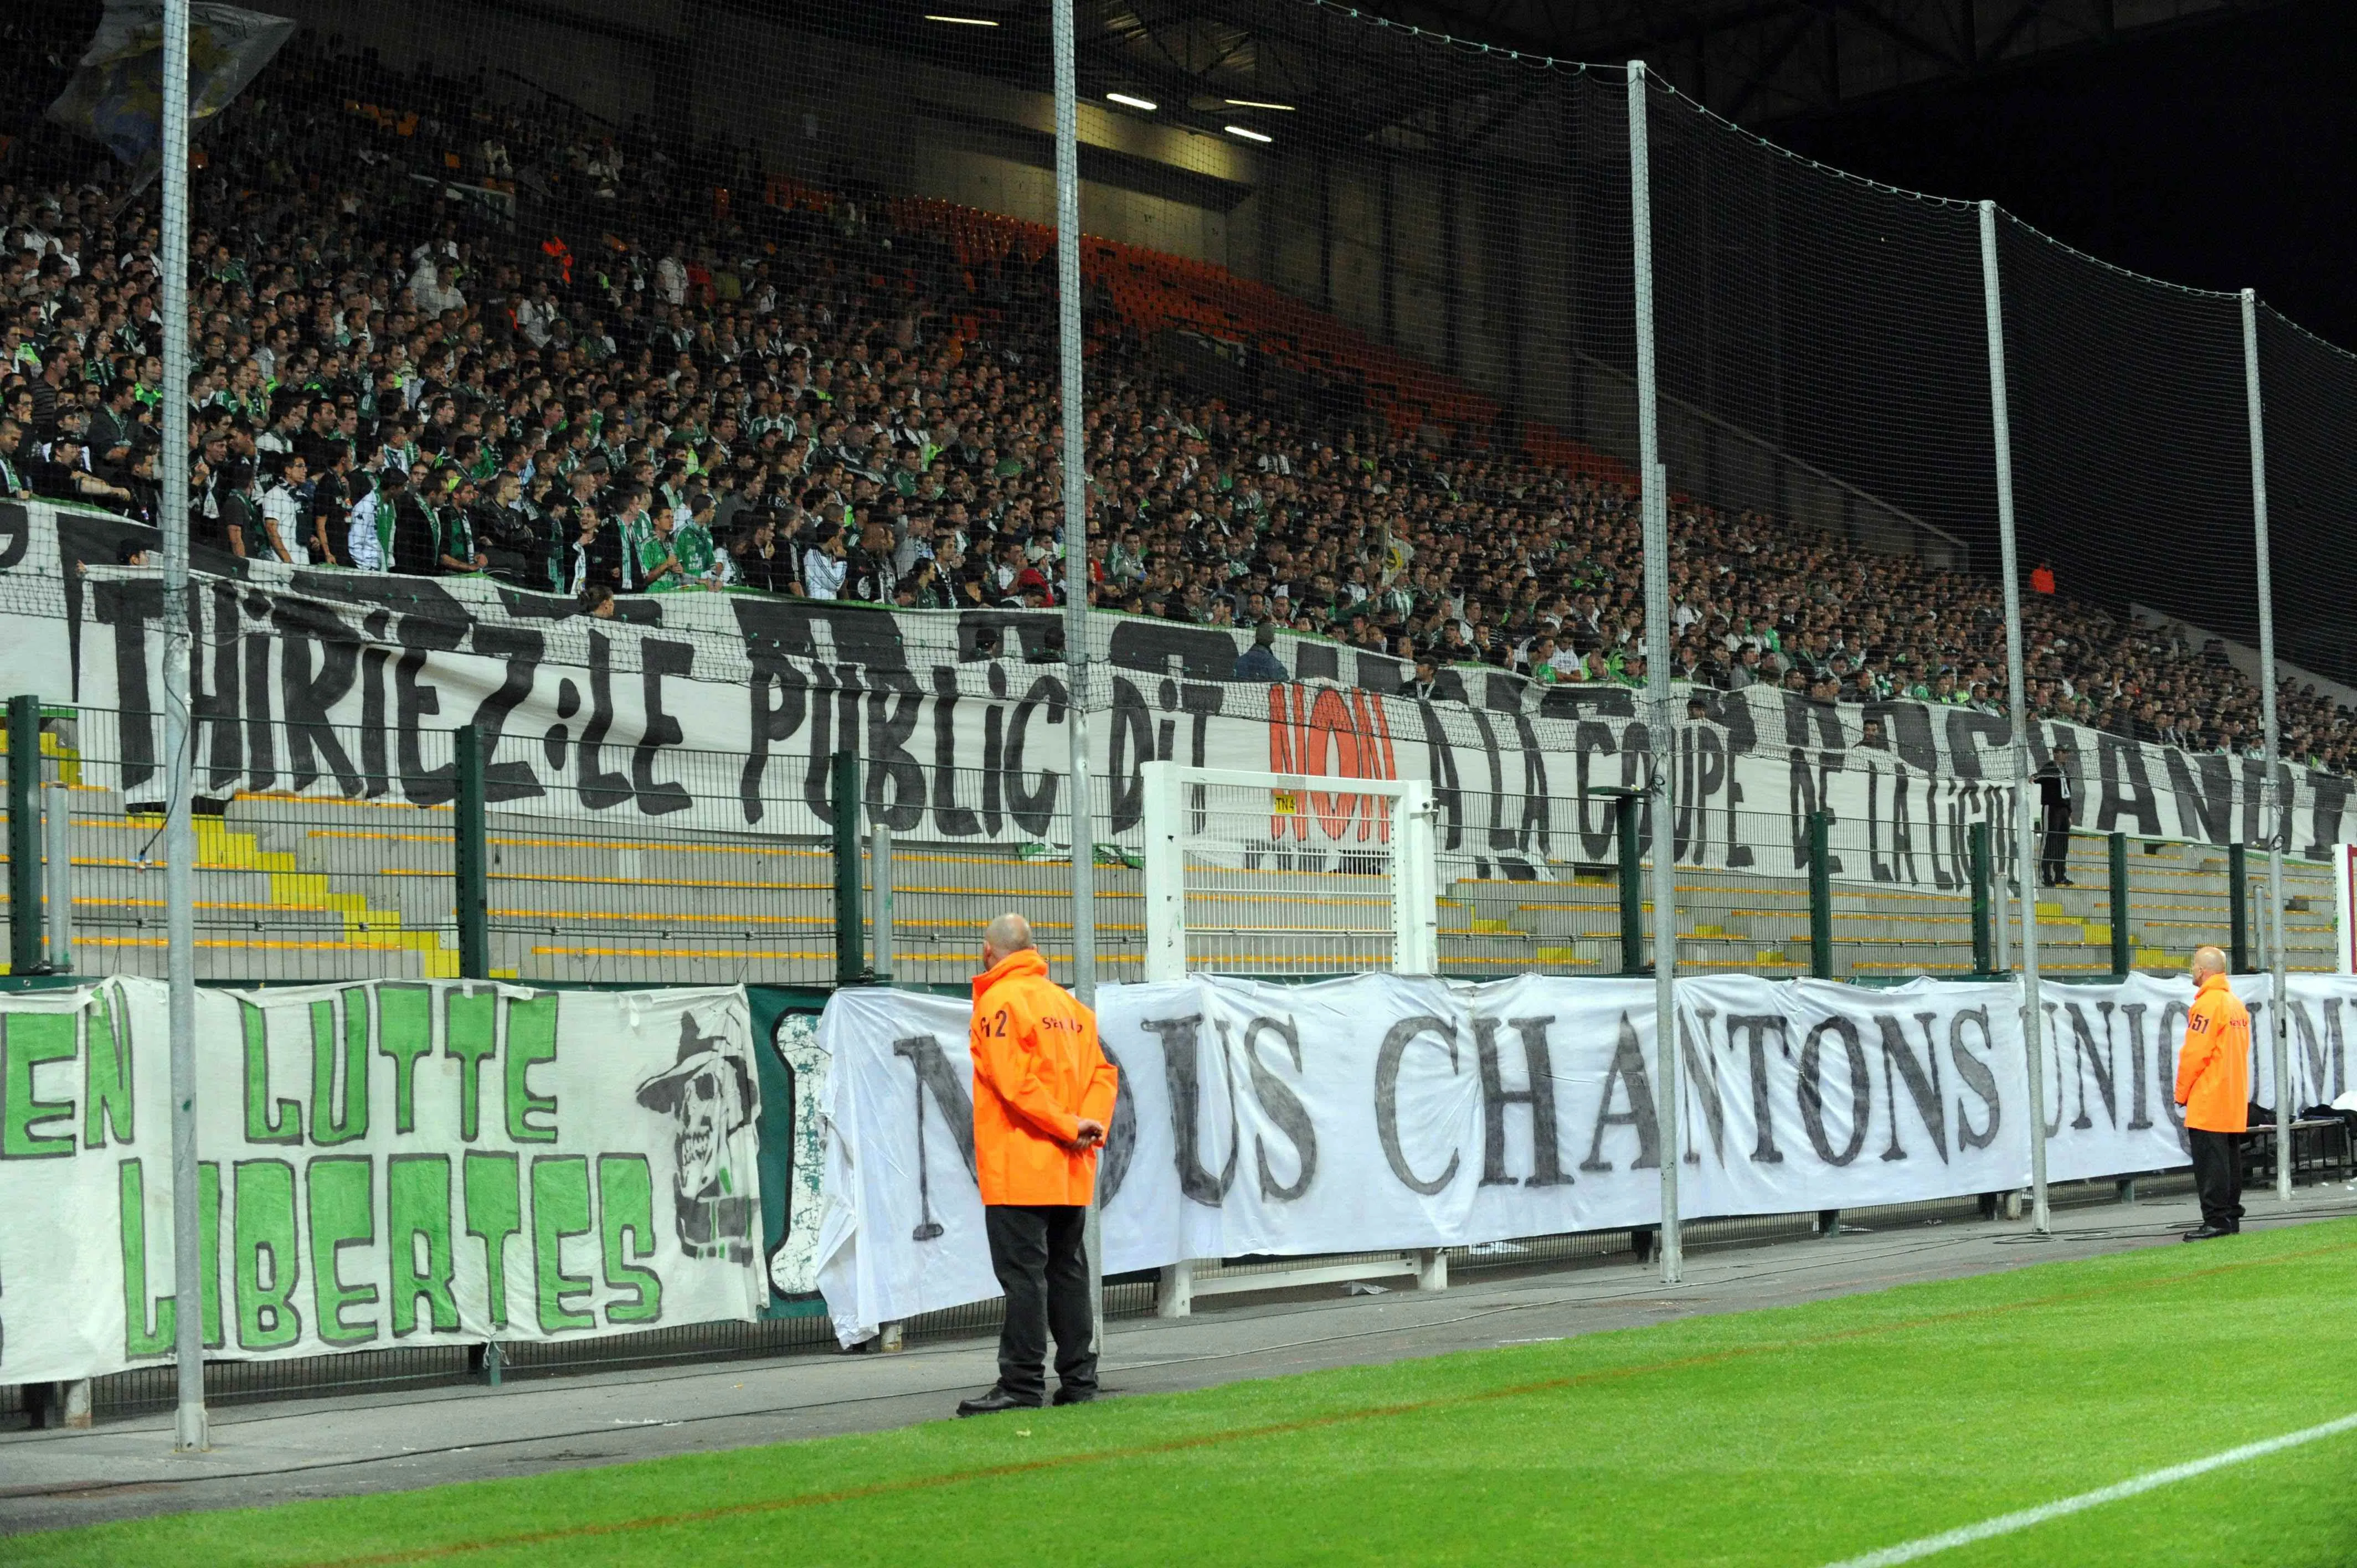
top-left (970, 948), bottom-right (1118, 1206)
top-left (2174, 972), bottom-right (2250, 1133)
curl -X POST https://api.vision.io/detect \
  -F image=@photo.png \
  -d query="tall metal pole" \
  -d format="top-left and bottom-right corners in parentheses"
top-left (1991, 792), bottom-right (2010, 973)
top-left (1050, 0), bottom-right (1105, 1344)
top-left (6, 696), bottom-right (42, 975)
top-left (2242, 288), bottom-right (2293, 1203)
top-left (44, 779), bottom-right (75, 972)
top-left (1628, 61), bottom-right (1681, 1285)
top-left (1979, 200), bottom-right (2049, 1234)
top-left (159, 0), bottom-right (209, 1451)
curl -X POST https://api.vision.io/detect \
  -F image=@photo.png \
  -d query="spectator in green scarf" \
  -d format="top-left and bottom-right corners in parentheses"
top-left (435, 473), bottom-right (489, 574)
top-left (671, 490), bottom-right (722, 587)
top-left (636, 500), bottom-right (685, 591)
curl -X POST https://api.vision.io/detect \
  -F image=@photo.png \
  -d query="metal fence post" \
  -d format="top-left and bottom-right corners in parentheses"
top-left (2241, 286), bottom-right (2293, 1202)
top-left (44, 780), bottom-right (73, 973)
top-left (831, 751), bottom-right (867, 988)
top-left (6, 694), bottom-right (41, 974)
top-left (1614, 791), bottom-right (1644, 974)
top-left (1969, 821), bottom-right (1993, 977)
top-left (454, 724), bottom-right (488, 980)
top-left (1808, 809), bottom-right (1834, 980)
top-left (1603, 787), bottom-right (1640, 971)
top-left (1049, 0), bottom-right (1107, 1362)
top-left (2229, 841), bottom-right (2251, 971)
top-left (1627, 58), bottom-right (1680, 1287)
top-left (1048, 0), bottom-right (1097, 1009)
top-left (2108, 832), bottom-right (2131, 978)
top-left (157, 0), bottom-right (209, 1454)
top-left (1980, 198), bottom-right (2050, 1234)
top-left (1992, 796), bottom-right (2011, 973)
top-left (869, 822), bottom-right (894, 983)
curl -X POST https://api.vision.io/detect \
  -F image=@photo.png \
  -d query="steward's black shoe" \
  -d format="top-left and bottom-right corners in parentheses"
top-left (2181, 1225), bottom-right (2233, 1242)
top-left (956, 1385), bottom-right (1044, 1417)
top-left (1052, 1386), bottom-right (1098, 1406)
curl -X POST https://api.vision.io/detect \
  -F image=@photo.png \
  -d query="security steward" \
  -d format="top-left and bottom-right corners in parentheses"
top-left (2175, 945), bottom-right (2251, 1241)
top-left (2035, 742), bottom-right (2076, 887)
top-left (956, 912), bottom-right (1119, 1416)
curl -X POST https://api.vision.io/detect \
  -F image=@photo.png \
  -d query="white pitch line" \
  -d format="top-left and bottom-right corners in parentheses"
top-left (1821, 1410), bottom-right (2357, 1568)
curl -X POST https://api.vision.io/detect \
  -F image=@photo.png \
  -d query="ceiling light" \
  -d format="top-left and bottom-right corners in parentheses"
top-left (924, 14), bottom-right (999, 24)
top-left (1224, 99), bottom-right (1296, 111)
top-left (1106, 92), bottom-right (1158, 111)
top-left (1224, 124), bottom-right (1273, 143)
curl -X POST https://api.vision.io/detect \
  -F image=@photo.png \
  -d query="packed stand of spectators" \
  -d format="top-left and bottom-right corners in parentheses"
top-left (0, 14), bottom-right (2348, 773)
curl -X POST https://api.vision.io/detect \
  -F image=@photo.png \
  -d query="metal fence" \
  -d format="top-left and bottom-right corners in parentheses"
top-left (7, 705), bottom-right (2333, 991)
top-left (482, 743), bottom-right (838, 988)
top-left (7, 705), bottom-right (458, 984)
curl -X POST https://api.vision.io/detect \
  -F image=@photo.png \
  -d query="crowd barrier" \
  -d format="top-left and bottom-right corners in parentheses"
top-left (9, 969), bottom-right (2351, 1401)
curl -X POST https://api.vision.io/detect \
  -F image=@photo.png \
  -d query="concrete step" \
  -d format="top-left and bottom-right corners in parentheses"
top-left (1680, 934), bottom-right (1799, 964)
top-left (1681, 955), bottom-right (1809, 975)
top-left (1438, 931), bottom-right (1538, 958)
top-left (1835, 937), bottom-right (2108, 967)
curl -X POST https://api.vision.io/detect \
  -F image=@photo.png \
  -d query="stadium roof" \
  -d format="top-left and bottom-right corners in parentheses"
top-left (814, 0), bottom-right (2299, 131)
top-left (754, 0), bottom-right (2315, 171)
top-left (1381, 0), bottom-right (2302, 123)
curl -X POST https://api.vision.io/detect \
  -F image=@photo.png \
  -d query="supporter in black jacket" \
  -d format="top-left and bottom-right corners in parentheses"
top-left (579, 510), bottom-right (629, 594)
top-left (728, 514), bottom-right (791, 594)
top-left (845, 518), bottom-right (898, 604)
top-left (434, 477), bottom-right (490, 575)
top-left (33, 432), bottom-right (131, 510)
top-left (377, 468), bottom-right (440, 576)
top-left (87, 382), bottom-right (143, 470)
top-left (477, 473), bottom-right (547, 589)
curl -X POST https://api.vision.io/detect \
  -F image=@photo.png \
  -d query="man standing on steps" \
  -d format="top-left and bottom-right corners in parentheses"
top-left (2175, 945), bottom-right (2251, 1242)
top-left (956, 912), bottom-right (1119, 1416)
top-left (2035, 742), bottom-right (2076, 887)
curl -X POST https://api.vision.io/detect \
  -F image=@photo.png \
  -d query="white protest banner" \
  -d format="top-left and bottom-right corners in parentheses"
top-left (1673, 976), bottom-right (2027, 1216)
top-left (0, 980), bottom-right (164, 1384)
top-left (0, 978), bottom-right (764, 1385)
top-left (2267, 975), bottom-right (2357, 1113)
top-left (2034, 971), bottom-right (2357, 1185)
top-left (14, 498), bottom-right (2356, 893)
top-left (814, 973), bottom-right (2035, 1345)
top-left (2034, 972), bottom-right (2209, 1185)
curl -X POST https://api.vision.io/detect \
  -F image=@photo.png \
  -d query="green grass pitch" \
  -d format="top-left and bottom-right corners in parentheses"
top-left (19, 1219), bottom-right (2357, 1567)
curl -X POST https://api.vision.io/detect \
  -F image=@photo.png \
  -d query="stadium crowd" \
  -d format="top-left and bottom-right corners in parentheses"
top-left (0, 16), bottom-right (2348, 773)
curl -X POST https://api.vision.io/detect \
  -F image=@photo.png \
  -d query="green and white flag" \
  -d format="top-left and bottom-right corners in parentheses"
top-left (0, 979), bottom-right (764, 1384)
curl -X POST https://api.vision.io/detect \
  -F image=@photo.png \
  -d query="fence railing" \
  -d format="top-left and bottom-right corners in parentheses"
top-left (3, 702), bottom-right (2337, 989)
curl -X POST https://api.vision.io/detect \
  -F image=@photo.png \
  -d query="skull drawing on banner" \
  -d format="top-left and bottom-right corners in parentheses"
top-left (763, 1009), bottom-right (830, 1301)
top-left (635, 1013), bottom-right (759, 1264)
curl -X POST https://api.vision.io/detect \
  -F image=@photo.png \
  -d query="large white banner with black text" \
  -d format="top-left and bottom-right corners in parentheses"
top-left (2035, 971), bottom-right (2356, 1183)
top-left (812, 971), bottom-right (2357, 1344)
top-left (7, 499), bottom-right (2351, 893)
top-left (812, 973), bottom-right (2036, 1344)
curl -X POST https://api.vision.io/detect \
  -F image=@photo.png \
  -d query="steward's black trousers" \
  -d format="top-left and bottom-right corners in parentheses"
top-left (2040, 811), bottom-right (2071, 885)
top-left (984, 1204), bottom-right (1095, 1401)
top-left (2188, 1128), bottom-right (2245, 1232)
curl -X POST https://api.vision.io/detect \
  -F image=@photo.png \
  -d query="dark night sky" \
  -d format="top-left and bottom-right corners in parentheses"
top-left (1729, 1), bottom-right (2357, 677)
top-left (1774, 0), bottom-right (2357, 347)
